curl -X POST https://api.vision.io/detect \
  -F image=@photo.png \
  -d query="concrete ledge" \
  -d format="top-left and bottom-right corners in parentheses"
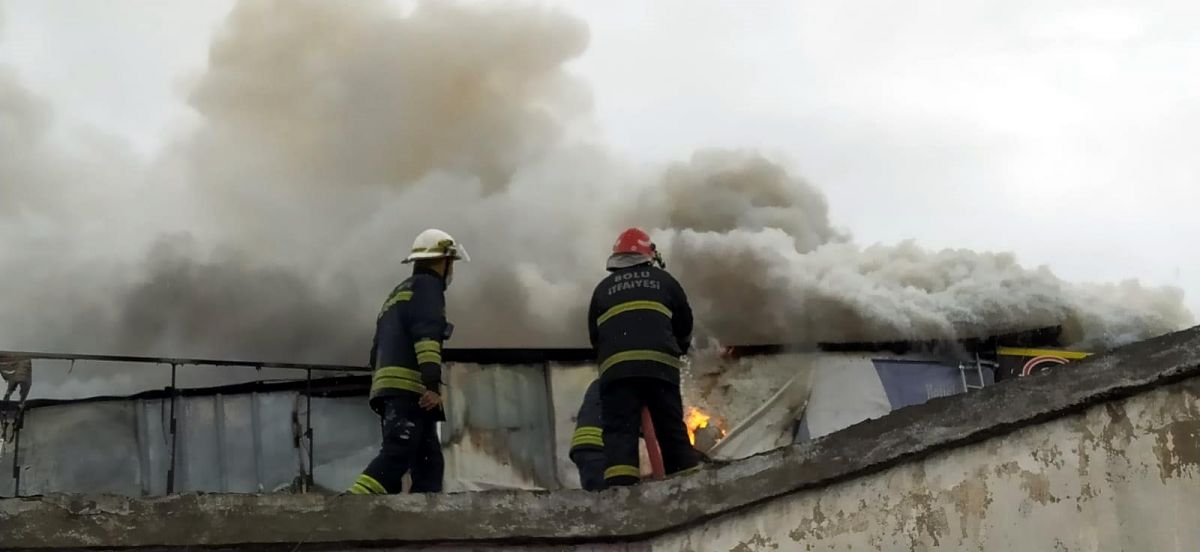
top-left (4, 326), bottom-right (1200, 550)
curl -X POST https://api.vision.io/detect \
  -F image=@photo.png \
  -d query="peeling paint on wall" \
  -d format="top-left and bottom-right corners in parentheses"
top-left (1154, 421), bottom-right (1200, 482)
top-left (652, 379), bottom-right (1200, 552)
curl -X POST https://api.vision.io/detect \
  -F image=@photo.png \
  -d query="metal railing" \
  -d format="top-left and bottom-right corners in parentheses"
top-left (957, 352), bottom-right (999, 392)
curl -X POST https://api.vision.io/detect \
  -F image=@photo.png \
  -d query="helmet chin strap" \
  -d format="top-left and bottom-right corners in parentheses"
top-left (651, 245), bottom-right (666, 269)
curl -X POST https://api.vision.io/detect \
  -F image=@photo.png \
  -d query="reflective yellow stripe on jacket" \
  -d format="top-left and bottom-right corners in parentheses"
top-left (378, 290), bottom-right (413, 318)
top-left (571, 425), bottom-right (604, 449)
top-left (415, 339), bottom-right (442, 365)
top-left (370, 366), bottom-right (426, 396)
top-left (596, 300), bottom-right (672, 326)
top-left (599, 350), bottom-right (684, 375)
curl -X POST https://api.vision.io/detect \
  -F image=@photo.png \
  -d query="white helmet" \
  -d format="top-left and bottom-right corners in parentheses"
top-left (403, 229), bottom-right (470, 264)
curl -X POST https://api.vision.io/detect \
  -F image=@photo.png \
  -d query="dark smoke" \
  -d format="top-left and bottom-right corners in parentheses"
top-left (113, 238), bottom-right (367, 363)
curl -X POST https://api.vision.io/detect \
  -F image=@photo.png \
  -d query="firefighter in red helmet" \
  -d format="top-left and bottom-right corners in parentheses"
top-left (587, 228), bottom-right (698, 486)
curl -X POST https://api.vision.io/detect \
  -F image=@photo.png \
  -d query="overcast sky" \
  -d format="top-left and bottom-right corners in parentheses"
top-left (2, 0), bottom-right (1197, 316)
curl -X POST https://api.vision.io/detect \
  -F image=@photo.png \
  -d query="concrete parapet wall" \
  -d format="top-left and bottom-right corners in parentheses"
top-left (654, 377), bottom-right (1200, 551)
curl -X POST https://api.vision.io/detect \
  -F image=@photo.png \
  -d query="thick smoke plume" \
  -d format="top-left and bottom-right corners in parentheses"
top-left (0, 1), bottom-right (1192, 397)
top-left (643, 150), bottom-right (1191, 348)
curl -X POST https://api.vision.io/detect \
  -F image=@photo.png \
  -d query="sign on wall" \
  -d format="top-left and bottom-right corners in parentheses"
top-left (997, 347), bottom-right (1091, 378)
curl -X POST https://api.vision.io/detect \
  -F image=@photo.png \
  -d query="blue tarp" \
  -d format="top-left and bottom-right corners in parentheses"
top-left (795, 357), bottom-right (994, 442)
top-left (873, 359), bottom-right (994, 410)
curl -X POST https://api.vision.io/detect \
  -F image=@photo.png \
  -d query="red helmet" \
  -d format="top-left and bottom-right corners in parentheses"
top-left (612, 228), bottom-right (655, 257)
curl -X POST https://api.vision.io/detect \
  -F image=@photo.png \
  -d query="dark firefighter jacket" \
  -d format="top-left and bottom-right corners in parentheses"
top-left (588, 264), bottom-right (693, 387)
top-left (368, 267), bottom-right (449, 418)
top-left (570, 379), bottom-right (603, 459)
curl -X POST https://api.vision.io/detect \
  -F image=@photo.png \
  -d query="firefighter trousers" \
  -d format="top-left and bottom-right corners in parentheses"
top-left (601, 377), bottom-right (698, 486)
top-left (349, 397), bottom-right (443, 494)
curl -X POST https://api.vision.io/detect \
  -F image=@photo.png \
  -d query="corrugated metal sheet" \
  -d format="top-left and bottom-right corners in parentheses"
top-left (441, 363), bottom-right (557, 491)
top-left (9, 353), bottom-right (959, 496)
top-left (3, 362), bottom-right (567, 496)
top-left (5, 392), bottom-right (323, 496)
top-left (13, 400), bottom-right (141, 495)
top-left (548, 363), bottom-right (600, 489)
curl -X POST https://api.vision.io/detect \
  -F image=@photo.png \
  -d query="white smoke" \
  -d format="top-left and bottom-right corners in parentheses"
top-left (0, 0), bottom-right (1192, 399)
top-left (644, 150), bottom-right (1191, 347)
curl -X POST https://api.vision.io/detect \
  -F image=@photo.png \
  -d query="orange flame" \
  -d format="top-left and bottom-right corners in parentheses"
top-left (685, 407), bottom-right (712, 445)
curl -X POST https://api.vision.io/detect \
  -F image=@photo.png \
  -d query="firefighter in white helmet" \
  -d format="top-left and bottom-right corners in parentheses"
top-left (348, 229), bottom-right (468, 495)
